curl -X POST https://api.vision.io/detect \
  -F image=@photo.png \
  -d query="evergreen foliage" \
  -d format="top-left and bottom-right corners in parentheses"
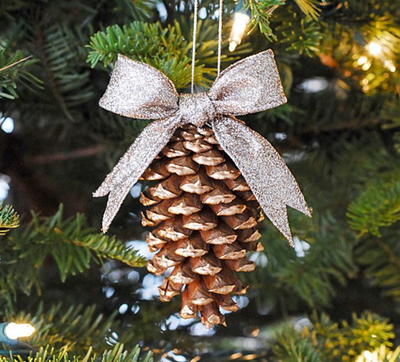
top-left (0, 343), bottom-right (153, 362)
top-left (87, 21), bottom-right (210, 88)
top-left (348, 171), bottom-right (400, 237)
top-left (0, 206), bottom-right (146, 307)
top-left (0, 0), bottom-right (400, 360)
top-left (273, 312), bottom-right (400, 361)
top-left (3, 303), bottom-right (153, 358)
top-left (0, 204), bottom-right (19, 235)
top-left (0, 46), bottom-right (40, 100)
top-left (355, 235), bottom-right (400, 302)
top-left (86, 20), bottom-right (248, 89)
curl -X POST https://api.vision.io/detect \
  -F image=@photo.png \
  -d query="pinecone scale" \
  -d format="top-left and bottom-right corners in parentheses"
top-left (140, 124), bottom-right (263, 327)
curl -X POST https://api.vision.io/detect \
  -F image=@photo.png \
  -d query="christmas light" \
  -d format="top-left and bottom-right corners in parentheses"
top-left (384, 59), bottom-right (396, 72)
top-left (356, 350), bottom-right (379, 362)
top-left (357, 56), bottom-right (368, 66)
top-left (355, 55), bottom-right (371, 71)
top-left (366, 41), bottom-right (383, 57)
top-left (298, 77), bottom-right (329, 93)
top-left (361, 61), bottom-right (371, 71)
top-left (0, 175), bottom-right (11, 202)
top-left (229, 1), bottom-right (250, 52)
top-left (0, 322), bottom-right (35, 355)
top-left (3, 323), bottom-right (35, 340)
top-left (0, 116), bottom-right (14, 134)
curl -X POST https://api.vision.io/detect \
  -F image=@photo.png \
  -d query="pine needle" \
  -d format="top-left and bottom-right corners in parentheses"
top-left (0, 204), bottom-right (20, 236)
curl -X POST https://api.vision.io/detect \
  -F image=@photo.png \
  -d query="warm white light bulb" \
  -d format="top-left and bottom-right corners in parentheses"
top-left (384, 59), bottom-right (396, 72)
top-left (0, 116), bottom-right (15, 134)
top-left (356, 350), bottom-right (379, 362)
top-left (366, 41), bottom-right (382, 57)
top-left (361, 61), bottom-right (371, 71)
top-left (229, 12), bottom-right (251, 52)
top-left (357, 56), bottom-right (368, 65)
top-left (4, 323), bottom-right (36, 340)
top-left (298, 77), bottom-right (329, 93)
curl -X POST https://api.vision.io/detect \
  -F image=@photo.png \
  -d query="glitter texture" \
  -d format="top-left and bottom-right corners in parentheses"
top-left (213, 117), bottom-right (311, 245)
top-left (94, 50), bottom-right (311, 243)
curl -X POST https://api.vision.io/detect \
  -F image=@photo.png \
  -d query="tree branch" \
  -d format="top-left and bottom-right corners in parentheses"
top-left (27, 145), bottom-right (107, 164)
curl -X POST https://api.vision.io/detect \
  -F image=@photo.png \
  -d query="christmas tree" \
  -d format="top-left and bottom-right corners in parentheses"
top-left (1, 0), bottom-right (400, 360)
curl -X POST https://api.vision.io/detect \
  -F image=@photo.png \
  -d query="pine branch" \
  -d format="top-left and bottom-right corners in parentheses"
top-left (276, 10), bottom-right (323, 56)
top-left (273, 312), bottom-right (398, 361)
top-left (0, 205), bottom-right (146, 304)
top-left (86, 21), bottom-right (211, 89)
top-left (7, 304), bottom-right (145, 353)
top-left (113, 0), bottom-right (157, 21)
top-left (247, 0), bottom-right (286, 40)
top-left (347, 170), bottom-right (400, 237)
top-left (247, 0), bottom-right (320, 43)
top-left (0, 343), bottom-right (153, 361)
top-left (356, 235), bottom-right (400, 302)
top-left (12, 205), bottom-right (146, 280)
top-left (28, 145), bottom-right (107, 164)
top-left (0, 55), bottom-right (32, 72)
top-left (293, 0), bottom-right (320, 20)
top-left (0, 204), bottom-right (20, 236)
top-left (71, 233), bottom-right (146, 268)
top-left (1, 303), bottom-right (159, 360)
top-left (309, 312), bottom-right (396, 360)
top-left (85, 17), bottom-right (250, 90)
top-left (0, 46), bottom-right (41, 99)
top-left (255, 212), bottom-right (356, 308)
top-left (273, 325), bottom-right (321, 361)
top-left (35, 23), bottom-right (94, 120)
top-left (99, 344), bottom-right (153, 362)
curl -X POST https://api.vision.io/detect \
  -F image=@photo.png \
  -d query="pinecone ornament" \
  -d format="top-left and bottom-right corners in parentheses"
top-left (140, 124), bottom-right (264, 327)
top-left (94, 51), bottom-right (311, 328)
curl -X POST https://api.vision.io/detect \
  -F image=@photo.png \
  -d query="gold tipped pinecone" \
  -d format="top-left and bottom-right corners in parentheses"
top-left (139, 124), bottom-right (263, 328)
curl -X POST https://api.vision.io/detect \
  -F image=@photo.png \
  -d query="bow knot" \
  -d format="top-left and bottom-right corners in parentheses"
top-left (95, 50), bottom-right (311, 244)
top-left (178, 92), bottom-right (216, 127)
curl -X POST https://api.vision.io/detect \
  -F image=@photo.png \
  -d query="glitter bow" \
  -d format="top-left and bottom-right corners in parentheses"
top-left (94, 50), bottom-right (311, 244)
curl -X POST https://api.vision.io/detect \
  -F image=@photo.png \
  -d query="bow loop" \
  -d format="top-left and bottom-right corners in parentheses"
top-left (99, 54), bottom-right (179, 119)
top-left (208, 50), bottom-right (287, 116)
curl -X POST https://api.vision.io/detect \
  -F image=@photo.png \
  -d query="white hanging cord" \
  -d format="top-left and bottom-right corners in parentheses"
top-left (191, 0), bottom-right (199, 93)
top-left (191, 0), bottom-right (224, 90)
top-left (217, 0), bottom-right (224, 76)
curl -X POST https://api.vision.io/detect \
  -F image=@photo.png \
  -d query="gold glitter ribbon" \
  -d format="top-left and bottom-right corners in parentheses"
top-left (94, 50), bottom-right (311, 244)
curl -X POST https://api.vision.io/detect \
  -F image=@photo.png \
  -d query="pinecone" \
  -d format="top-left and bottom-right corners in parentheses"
top-left (139, 124), bottom-right (264, 327)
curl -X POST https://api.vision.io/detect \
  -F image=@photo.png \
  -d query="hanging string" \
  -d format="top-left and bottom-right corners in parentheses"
top-left (217, 0), bottom-right (224, 76)
top-left (191, 0), bottom-right (198, 94)
top-left (191, 0), bottom-right (224, 91)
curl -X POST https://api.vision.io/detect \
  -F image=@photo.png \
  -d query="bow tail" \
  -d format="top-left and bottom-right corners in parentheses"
top-left (213, 117), bottom-right (311, 245)
top-left (93, 116), bottom-right (182, 232)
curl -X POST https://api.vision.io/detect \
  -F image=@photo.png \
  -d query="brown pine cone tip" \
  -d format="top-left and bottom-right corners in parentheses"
top-left (140, 124), bottom-right (263, 328)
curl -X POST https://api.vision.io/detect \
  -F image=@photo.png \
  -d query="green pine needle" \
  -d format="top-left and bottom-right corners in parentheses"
top-left (0, 204), bottom-right (20, 236)
top-left (347, 173), bottom-right (400, 237)
top-left (0, 46), bottom-right (40, 100)
top-left (0, 205), bottom-right (146, 304)
top-left (0, 343), bottom-right (153, 362)
top-left (273, 325), bottom-right (321, 361)
top-left (294, 0), bottom-right (320, 20)
top-left (12, 205), bottom-right (147, 281)
top-left (86, 21), bottom-right (213, 89)
top-left (355, 235), bottom-right (400, 302)
top-left (273, 312), bottom-right (398, 361)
